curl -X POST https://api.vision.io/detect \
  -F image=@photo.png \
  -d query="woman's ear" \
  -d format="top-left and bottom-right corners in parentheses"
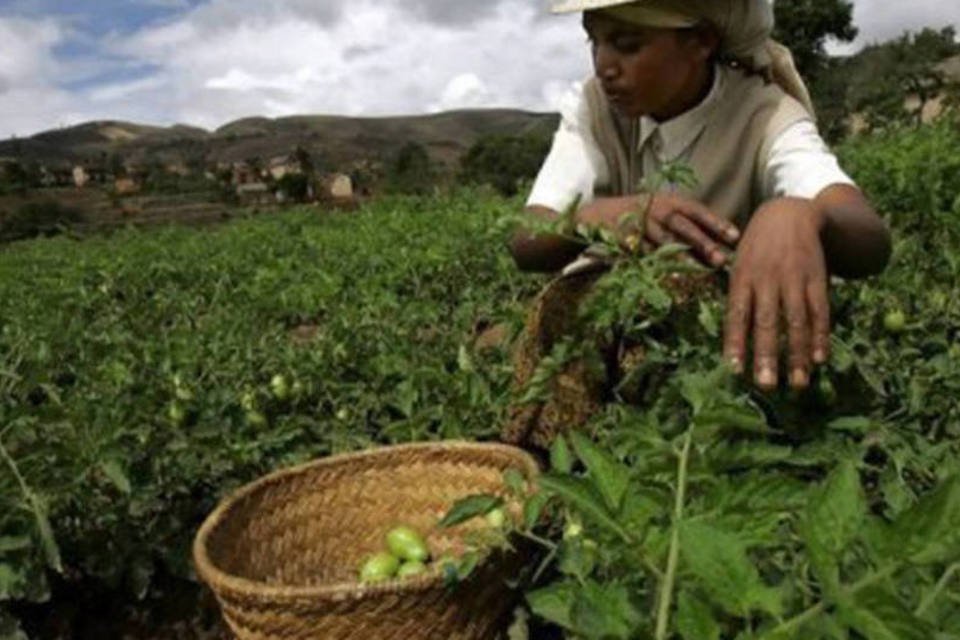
top-left (688, 22), bottom-right (721, 62)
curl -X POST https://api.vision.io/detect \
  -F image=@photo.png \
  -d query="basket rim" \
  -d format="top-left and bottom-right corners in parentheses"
top-left (192, 440), bottom-right (540, 601)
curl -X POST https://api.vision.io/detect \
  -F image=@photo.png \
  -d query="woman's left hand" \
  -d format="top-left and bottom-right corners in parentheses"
top-left (723, 198), bottom-right (830, 391)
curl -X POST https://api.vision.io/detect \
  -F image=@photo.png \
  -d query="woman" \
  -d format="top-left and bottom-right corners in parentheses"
top-left (503, 0), bottom-right (891, 448)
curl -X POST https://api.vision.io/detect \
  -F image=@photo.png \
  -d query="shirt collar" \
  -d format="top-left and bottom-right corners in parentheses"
top-left (638, 65), bottom-right (724, 161)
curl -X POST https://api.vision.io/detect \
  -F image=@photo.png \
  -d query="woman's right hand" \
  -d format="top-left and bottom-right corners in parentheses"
top-left (578, 193), bottom-right (741, 267)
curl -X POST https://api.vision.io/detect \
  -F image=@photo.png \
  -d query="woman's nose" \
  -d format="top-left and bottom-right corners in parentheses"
top-left (593, 43), bottom-right (619, 80)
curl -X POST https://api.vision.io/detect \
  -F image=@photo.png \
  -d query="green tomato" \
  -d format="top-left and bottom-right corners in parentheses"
top-left (270, 374), bottom-right (289, 400)
top-left (359, 552), bottom-right (400, 583)
top-left (396, 560), bottom-right (427, 578)
top-left (386, 526), bottom-right (430, 562)
top-left (485, 508), bottom-right (507, 529)
top-left (245, 410), bottom-right (267, 428)
top-left (290, 380), bottom-right (304, 398)
top-left (817, 376), bottom-right (837, 407)
top-left (883, 310), bottom-right (907, 334)
top-left (168, 402), bottom-right (185, 425)
top-left (240, 391), bottom-right (256, 412)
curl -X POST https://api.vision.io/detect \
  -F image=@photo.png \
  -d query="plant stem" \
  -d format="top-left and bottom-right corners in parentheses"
top-left (515, 529), bottom-right (558, 551)
top-left (0, 435), bottom-right (32, 501)
top-left (916, 562), bottom-right (960, 617)
top-left (654, 427), bottom-right (693, 640)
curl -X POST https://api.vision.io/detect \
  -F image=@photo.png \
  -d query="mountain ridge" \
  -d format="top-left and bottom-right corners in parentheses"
top-left (0, 109), bottom-right (561, 172)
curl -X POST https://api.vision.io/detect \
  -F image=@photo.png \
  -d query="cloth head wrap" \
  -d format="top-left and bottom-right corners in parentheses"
top-left (553, 0), bottom-right (815, 116)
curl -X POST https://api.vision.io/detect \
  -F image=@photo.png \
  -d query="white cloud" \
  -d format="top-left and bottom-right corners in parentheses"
top-left (2, 0), bottom-right (955, 138)
top-left (74, 0), bottom-right (590, 131)
top-left (0, 17), bottom-right (81, 137)
top-left (826, 0), bottom-right (959, 55)
top-left (88, 75), bottom-right (168, 102)
top-left (137, 0), bottom-right (191, 8)
top-left (432, 73), bottom-right (495, 112)
top-left (0, 17), bottom-right (64, 90)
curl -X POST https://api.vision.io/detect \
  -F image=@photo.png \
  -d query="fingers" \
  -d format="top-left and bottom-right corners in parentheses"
top-left (677, 198), bottom-right (741, 247)
top-left (645, 216), bottom-right (676, 247)
top-left (662, 212), bottom-right (729, 267)
top-left (725, 276), bottom-right (831, 391)
top-left (807, 277), bottom-right (831, 365)
top-left (723, 276), bottom-right (752, 375)
top-left (645, 198), bottom-right (733, 267)
top-left (752, 284), bottom-right (780, 391)
top-left (783, 284), bottom-right (811, 389)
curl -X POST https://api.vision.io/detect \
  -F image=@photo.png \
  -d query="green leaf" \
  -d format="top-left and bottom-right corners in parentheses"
top-left (836, 585), bottom-right (934, 640)
top-left (712, 472), bottom-right (809, 513)
top-left (708, 441), bottom-right (793, 471)
top-left (830, 336), bottom-right (856, 372)
top-left (0, 563), bottom-right (25, 600)
top-left (0, 537), bottom-right (31, 554)
top-left (883, 475), bottom-right (960, 564)
top-left (827, 417), bottom-right (874, 435)
top-left (698, 301), bottom-right (720, 337)
top-left (0, 607), bottom-right (29, 640)
top-left (695, 404), bottom-right (769, 436)
top-left (799, 460), bottom-right (866, 594)
top-left (569, 431), bottom-right (630, 512)
top-left (26, 490), bottom-right (62, 573)
top-left (457, 344), bottom-right (475, 373)
top-left (538, 474), bottom-right (631, 541)
top-left (677, 590), bottom-right (721, 640)
top-left (550, 435), bottom-right (573, 474)
top-left (570, 581), bottom-right (643, 640)
top-left (527, 581), bottom-right (576, 630)
top-left (99, 459), bottom-right (132, 494)
top-left (502, 468), bottom-right (526, 496)
top-left (523, 492), bottom-right (550, 530)
top-left (679, 520), bottom-right (782, 618)
top-left (557, 537), bottom-right (598, 581)
top-left (438, 494), bottom-right (503, 528)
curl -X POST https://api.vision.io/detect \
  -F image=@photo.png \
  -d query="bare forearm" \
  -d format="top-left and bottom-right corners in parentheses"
top-left (509, 205), bottom-right (585, 273)
top-left (814, 185), bottom-right (892, 279)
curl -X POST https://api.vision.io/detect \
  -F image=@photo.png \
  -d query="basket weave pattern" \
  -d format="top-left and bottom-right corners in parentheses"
top-left (194, 441), bottom-right (540, 640)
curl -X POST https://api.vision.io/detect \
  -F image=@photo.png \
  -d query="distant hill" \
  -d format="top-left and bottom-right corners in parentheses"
top-left (0, 109), bottom-right (560, 172)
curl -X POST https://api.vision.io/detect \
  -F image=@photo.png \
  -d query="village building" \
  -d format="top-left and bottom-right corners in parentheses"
top-left (231, 162), bottom-right (261, 186)
top-left (165, 162), bottom-right (190, 177)
top-left (327, 173), bottom-right (354, 200)
top-left (268, 155), bottom-right (302, 181)
top-left (32, 161), bottom-right (73, 188)
top-left (236, 181), bottom-right (272, 206)
top-left (73, 166), bottom-right (89, 188)
top-left (114, 176), bottom-right (141, 195)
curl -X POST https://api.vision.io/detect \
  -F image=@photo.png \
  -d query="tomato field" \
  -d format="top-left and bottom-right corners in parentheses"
top-left (2, 116), bottom-right (960, 639)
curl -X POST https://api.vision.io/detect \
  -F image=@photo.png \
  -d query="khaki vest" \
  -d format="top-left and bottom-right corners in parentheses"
top-left (584, 67), bottom-right (811, 227)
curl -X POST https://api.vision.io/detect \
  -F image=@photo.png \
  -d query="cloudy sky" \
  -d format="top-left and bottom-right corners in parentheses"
top-left (0, 0), bottom-right (957, 138)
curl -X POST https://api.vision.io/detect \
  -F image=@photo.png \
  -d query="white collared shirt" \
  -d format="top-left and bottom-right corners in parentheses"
top-left (527, 66), bottom-right (855, 214)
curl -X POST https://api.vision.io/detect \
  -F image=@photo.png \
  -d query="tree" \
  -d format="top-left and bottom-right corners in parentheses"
top-left (293, 144), bottom-right (320, 177)
top-left (773, 0), bottom-right (858, 82)
top-left (458, 134), bottom-right (552, 197)
top-left (385, 142), bottom-right (436, 195)
top-left (276, 172), bottom-right (310, 203)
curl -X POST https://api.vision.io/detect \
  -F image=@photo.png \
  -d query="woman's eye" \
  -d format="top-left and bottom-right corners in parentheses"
top-left (613, 37), bottom-right (642, 53)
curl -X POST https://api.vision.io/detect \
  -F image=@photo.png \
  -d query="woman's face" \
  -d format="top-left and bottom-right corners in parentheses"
top-left (583, 11), bottom-right (714, 121)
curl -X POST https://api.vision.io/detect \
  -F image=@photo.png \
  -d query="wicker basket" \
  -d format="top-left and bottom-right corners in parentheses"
top-left (193, 441), bottom-right (541, 640)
